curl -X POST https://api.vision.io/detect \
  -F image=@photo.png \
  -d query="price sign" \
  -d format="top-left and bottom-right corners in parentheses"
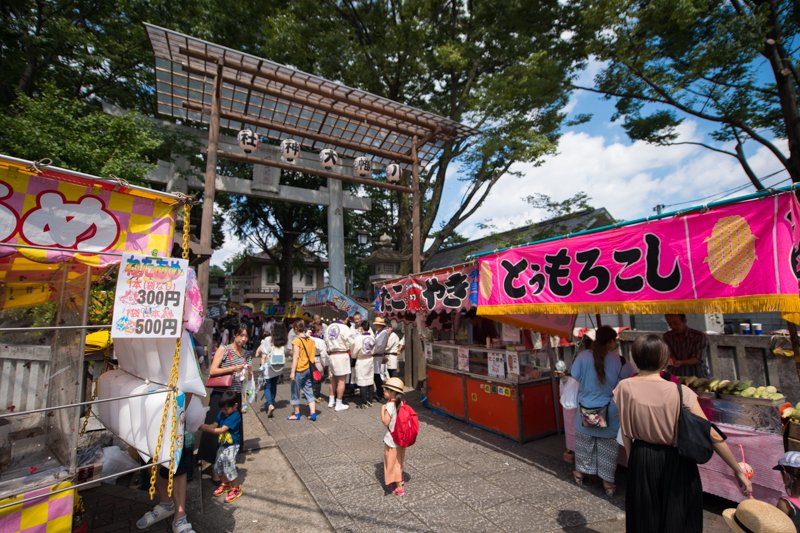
top-left (111, 253), bottom-right (188, 338)
top-left (424, 342), bottom-right (433, 361)
top-left (457, 347), bottom-right (469, 372)
top-left (488, 351), bottom-right (506, 379)
top-left (506, 351), bottom-right (520, 375)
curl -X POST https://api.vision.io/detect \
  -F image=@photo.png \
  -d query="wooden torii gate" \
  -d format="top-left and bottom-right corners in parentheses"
top-left (144, 23), bottom-right (476, 386)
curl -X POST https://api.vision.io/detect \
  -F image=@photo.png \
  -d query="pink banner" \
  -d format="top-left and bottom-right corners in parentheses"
top-left (374, 264), bottom-right (478, 317)
top-left (478, 192), bottom-right (800, 316)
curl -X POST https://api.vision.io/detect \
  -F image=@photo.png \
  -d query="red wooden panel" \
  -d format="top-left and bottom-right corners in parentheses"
top-left (465, 377), bottom-right (520, 439)
top-left (426, 368), bottom-right (466, 419)
top-left (521, 381), bottom-right (558, 439)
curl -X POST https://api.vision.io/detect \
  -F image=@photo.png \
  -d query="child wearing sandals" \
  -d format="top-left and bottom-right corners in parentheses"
top-left (381, 377), bottom-right (407, 496)
top-left (775, 451), bottom-right (800, 530)
top-left (199, 391), bottom-right (243, 503)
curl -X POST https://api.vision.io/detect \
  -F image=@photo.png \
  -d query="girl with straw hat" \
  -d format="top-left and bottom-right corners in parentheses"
top-left (381, 377), bottom-right (407, 496)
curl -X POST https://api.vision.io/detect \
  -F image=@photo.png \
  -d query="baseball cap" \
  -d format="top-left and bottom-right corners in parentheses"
top-left (773, 451), bottom-right (800, 470)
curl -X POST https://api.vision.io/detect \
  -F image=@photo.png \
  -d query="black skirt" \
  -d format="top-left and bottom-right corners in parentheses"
top-left (197, 390), bottom-right (243, 464)
top-left (626, 440), bottom-right (703, 533)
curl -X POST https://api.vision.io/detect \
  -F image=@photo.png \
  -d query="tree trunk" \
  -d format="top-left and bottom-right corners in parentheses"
top-left (279, 240), bottom-right (295, 304)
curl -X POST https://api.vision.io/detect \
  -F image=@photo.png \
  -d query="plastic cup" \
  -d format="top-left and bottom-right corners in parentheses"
top-left (752, 323), bottom-right (763, 335)
top-left (739, 323), bottom-right (751, 335)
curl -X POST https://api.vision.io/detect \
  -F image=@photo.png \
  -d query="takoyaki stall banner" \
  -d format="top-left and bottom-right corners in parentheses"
top-left (477, 191), bottom-right (800, 316)
top-left (374, 263), bottom-right (479, 317)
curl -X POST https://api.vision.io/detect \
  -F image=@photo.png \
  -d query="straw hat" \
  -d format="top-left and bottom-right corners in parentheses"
top-left (382, 377), bottom-right (405, 393)
top-left (373, 317), bottom-right (386, 327)
top-left (723, 499), bottom-right (795, 533)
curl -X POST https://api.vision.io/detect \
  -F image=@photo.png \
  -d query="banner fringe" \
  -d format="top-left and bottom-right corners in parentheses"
top-left (477, 295), bottom-right (800, 317)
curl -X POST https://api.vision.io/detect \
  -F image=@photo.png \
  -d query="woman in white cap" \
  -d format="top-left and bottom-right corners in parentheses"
top-left (352, 321), bottom-right (376, 407)
top-left (381, 377), bottom-right (407, 496)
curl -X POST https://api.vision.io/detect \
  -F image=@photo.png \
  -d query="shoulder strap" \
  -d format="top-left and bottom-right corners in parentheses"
top-left (300, 338), bottom-right (314, 367)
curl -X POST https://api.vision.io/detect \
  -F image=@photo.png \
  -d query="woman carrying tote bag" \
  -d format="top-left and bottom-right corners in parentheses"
top-left (614, 334), bottom-right (752, 533)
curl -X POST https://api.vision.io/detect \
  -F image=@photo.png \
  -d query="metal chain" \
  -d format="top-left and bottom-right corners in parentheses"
top-left (80, 351), bottom-right (111, 436)
top-left (149, 200), bottom-right (192, 499)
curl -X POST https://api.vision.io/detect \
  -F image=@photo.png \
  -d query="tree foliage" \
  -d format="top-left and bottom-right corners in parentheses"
top-left (256, 0), bottom-right (584, 264)
top-left (578, 0), bottom-right (800, 188)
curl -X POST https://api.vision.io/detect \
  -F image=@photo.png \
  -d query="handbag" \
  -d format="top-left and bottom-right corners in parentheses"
top-left (559, 376), bottom-right (579, 410)
top-left (579, 404), bottom-right (609, 428)
top-left (206, 346), bottom-right (235, 388)
top-left (676, 382), bottom-right (725, 464)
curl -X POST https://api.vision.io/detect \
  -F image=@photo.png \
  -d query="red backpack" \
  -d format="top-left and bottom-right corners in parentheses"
top-left (390, 402), bottom-right (419, 447)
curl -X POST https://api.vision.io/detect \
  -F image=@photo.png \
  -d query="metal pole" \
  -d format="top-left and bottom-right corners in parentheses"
top-left (410, 136), bottom-right (425, 388)
top-left (197, 63), bottom-right (223, 308)
top-left (0, 388), bottom-right (172, 419)
top-left (0, 325), bottom-right (110, 332)
top-left (328, 177), bottom-right (346, 292)
top-left (70, 267), bottom-right (92, 473)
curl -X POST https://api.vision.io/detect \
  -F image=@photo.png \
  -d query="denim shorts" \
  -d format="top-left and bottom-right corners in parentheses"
top-left (290, 369), bottom-right (315, 405)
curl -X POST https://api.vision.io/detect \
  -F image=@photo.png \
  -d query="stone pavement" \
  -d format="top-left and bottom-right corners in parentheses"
top-left (80, 406), bottom-right (332, 532)
top-left (256, 380), bottom-right (736, 533)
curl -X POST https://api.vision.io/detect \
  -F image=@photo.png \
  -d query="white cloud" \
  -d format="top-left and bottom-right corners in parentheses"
top-left (457, 121), bottom-right (789, 239)
top-left (211, 232), bottom-right (247, 268)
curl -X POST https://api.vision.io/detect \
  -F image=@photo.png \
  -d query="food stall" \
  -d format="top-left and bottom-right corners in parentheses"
top-left (302, 286), bottom-right (368, 321)
top-left (474, 186), bottom-right (800, 503)
top-left (374, 263), bottom-right (574, 442)
top-left (0, 155), bottom-right (186, 528)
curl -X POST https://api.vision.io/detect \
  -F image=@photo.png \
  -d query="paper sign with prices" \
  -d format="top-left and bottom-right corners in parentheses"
top-left (111, 253), bottom-right (188, 338)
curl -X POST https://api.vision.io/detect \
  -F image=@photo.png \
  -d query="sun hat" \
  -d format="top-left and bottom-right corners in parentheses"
top-left (722, 498), bottom-right (795, 533)
top-left (382, 377), bottom-right (405, 393)
top-left (774, 451), bottom-right (800, 471)
top-left (373, 317), bottom-right (386, 327)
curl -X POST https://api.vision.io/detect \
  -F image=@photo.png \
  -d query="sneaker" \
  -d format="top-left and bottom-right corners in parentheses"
top-left (327, 400), bottom-right (335, 408)
top-left (392, 486), bottom-right (406, 497)
top-left (366, 401), bottom-right (373, 407)
top-left (308, 412), bottom-right (317, 421)
top-left (135, 502), bottom-right (175, 529)
top-left (267, 405), bottom-right (275, 418)
top-left (172, 516), bottom-right (196, 533)
top-left (224, 486), bottom-right (243, 503)
top-left (213, 482), bottom-right (231, 496)
top-left (334, 403), bottom-right (349, 412)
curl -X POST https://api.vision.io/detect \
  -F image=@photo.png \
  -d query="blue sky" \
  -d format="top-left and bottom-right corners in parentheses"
top-left (437, 63), bottom-right (791, 241)
top-left (212, 63), bottom-right (791, 267)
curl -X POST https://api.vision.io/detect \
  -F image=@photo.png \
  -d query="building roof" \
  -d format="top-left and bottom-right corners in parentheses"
top-left (424, 208), bottom-right (615, 270)
top-left (232, 250), bottom-right (327, 276)
top-left (144, 24), bottom-right (477, 168)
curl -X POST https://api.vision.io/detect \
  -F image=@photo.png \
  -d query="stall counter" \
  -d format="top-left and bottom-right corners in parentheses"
top-left (427, 363), bottom-right (558, 442)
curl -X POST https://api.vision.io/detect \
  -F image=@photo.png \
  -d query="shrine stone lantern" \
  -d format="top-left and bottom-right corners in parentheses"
top-left (366, 233), bottom-right (408, 285)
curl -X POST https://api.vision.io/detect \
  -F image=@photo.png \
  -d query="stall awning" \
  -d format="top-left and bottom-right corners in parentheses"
top-left (0, 155), bottom-right (181, 308)
top-left (303, 286), bottom-right (368, 319)
top-left (373, 263), bottom-right (478, 319)
top-left (476, 189), bottom-right (800, 317)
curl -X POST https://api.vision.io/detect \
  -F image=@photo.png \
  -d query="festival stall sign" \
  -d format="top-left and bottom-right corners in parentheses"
top-left (0, 155), bottom-right (179, 309)
top-left (111, 253), bottom-right (189, 338)
top-left (374, 263), bottom-right (479, 317)
top-left (477, 191), bottom-right (800, 317)
top-left (303, 286), bottom-right (368, 319)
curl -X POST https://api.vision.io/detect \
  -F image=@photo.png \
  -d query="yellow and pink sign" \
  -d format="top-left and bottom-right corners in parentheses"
top-left (478, 192), bottom-right (800, 316)
top-left (0, 158), bottom-right (177, 267)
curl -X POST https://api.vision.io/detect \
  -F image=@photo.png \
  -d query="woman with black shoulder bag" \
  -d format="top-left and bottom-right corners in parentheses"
top-left (614, 334), bottom-right (752, 533)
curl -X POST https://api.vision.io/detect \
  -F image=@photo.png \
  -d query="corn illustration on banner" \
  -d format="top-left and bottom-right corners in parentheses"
top-left (478, 192), bottom-right (800, 316)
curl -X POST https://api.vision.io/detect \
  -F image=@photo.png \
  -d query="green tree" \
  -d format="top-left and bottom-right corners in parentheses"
top-left (257, 0), bottom-right (584, 266)
top-left (577, 0), bottom-right (800, 188)
top-left (218, 170), bottom-right (327, 303)
top-left (0, 86), bottom-right (168, 183)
